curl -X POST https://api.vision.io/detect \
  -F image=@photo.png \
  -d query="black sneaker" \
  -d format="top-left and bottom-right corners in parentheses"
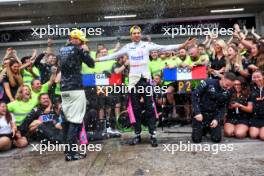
top-left (65, 152), bottom-right (87, 161)
top-left (128, 135), bottom-right (141, 145)
top-left (150, 137), bottom-right (158, 147)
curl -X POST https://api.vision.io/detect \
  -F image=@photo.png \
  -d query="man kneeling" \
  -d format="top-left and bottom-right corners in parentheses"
top-left (19, 93), bottom-right (63, 142)
top-left (191, 72), bottom-right (236, 143)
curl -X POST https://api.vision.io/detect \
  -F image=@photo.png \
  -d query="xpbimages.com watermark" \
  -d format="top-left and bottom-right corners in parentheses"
top-left (163, 141), bottom-right (234, 154)
top-left (97, 85), bottom-right (168, 96)
top-left (162, 25), bottom-right (233, 38)
top-left (31, 141), bottom-right (102, 155)
top-left (31, 25), bottom-right (103, 38)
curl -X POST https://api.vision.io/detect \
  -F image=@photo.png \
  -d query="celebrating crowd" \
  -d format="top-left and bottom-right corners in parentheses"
top-left (0, 23), bottom-right (264, 161)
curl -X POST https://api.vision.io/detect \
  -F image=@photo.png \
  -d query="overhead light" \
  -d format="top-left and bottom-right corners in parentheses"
top-left (104, 14), bottom-right (137, 19)
top-left (0, 20), bottom-right (31, 25)
top-left (0, 0), bottom-right (27, 2)
top-left (210, 8), bottom-right (244, 13)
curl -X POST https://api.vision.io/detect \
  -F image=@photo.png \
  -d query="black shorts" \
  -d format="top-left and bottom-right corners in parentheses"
top-left (225, 118), bottom-right (249, 125)
top-left (97, 95), bottom-right (112, 108)
top-left (249, 118), bottom-right (264, 128)
top-left (108, 90), bottom-right (128, 107)
top-left (0, 133), bottom-right (13, 140)
top-left (111, 95), bottom-right (122, 105)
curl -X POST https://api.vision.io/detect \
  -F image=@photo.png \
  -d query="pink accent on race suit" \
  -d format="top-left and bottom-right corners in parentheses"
top-left (80, 122), bottom-right (88, 144)
top-left (127, 96), bottom-right (136, 124)
top-left (127, 95), bottom-right (159, 124)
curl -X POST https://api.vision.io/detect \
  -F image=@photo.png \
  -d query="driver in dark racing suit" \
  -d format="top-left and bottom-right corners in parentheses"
top-left (59, 29), bottom-right (94, 161)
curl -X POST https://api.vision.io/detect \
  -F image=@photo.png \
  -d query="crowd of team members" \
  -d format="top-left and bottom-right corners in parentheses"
top-left (0, 23), bottom-right (264, 151)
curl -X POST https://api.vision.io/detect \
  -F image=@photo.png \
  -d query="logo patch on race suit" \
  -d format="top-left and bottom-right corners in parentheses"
top-left (39, 114), bottom-right (54, 122)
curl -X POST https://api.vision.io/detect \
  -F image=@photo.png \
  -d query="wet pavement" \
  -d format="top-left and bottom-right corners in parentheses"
top-left (1, 126), bottom-right (264, 176)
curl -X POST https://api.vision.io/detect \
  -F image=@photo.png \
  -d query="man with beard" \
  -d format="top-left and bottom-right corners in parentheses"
top-left (19, 93), bottom-right (62, 141)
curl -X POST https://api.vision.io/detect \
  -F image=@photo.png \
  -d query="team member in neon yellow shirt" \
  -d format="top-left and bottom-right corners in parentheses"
top-left (21, 56), bottom-right (40, 86)
top-left (159, 51), bottom-right (182, 86)
top-left (30, 79), bottom-right (51, 106)
top-left (186, 46), bottom-right (209, 67)
top-left (165, 49), bottom-right (190, 118)
top-left (148, 50), bottom-right (162, 77)
top-left (166, 47), bottom-right (209, 120)
top-left (30, 69), bottom-right (56, 106)
top-left (89, 42), bottom-right (120, 59)
top-left (95, 48), bottom-right (116, 73)
top-left (7, 85), bottom-right (36, 127)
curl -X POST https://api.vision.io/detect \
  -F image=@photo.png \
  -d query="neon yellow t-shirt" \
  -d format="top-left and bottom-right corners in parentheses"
top-left (192, 54), bottom-right (209, 66)
top-left (22, 67), bottom-right (40, 86)
top-left (95, 60), bottom-right (116, 73)
top-left (149, 58), bottom-right (162, 76)
top-left (82, 49), bottom-right (116, 74)
top-left (31, 82), bottom-right (50, 106)
top-left (7, 99), bottom-right (36, 126)
top-left (81, 62), bottom-right (97, 74)
top-left (179, 55), bottom-right (193, 66)
top-left (55, 83), bottom-right (61, 96)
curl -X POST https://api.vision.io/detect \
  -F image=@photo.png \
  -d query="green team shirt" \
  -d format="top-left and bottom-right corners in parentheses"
top-left (7, 99), bottom-right (36, 126)
top-left (95, 60), bottom-right (116, 73)
top-left (21, 67), bottom-right (40, 86)
top-left (82, 49), bottom-right (115, 74)
top-left (149, 58), bottom-right (163, 76)
top-left (90, 51), bottom-right (97, 59)
top-left (182, 54), bottom-right (209, 67)
top-left (180, 55), bottom-right (193, 66)
top-left (55, 83), bottom-right (61, 96)
top-left (31, 81), bottom-right (50, 106)
top-left (82, 62), bottom-right (97, 74)
top-left (192, 54), bottom-right (209, 66)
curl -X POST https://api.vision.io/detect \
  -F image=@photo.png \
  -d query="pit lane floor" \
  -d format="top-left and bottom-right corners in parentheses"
top-left (0, 126), bottom-right (264, 176)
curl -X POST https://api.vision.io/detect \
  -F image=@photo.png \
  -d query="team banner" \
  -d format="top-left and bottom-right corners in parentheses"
top-left (82, 73), bottom-right (122, 86)
top-left (163, 66), bottom-right (207, 81)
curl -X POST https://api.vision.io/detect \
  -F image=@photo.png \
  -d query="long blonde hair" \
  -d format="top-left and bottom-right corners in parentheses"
top-left (15, 85), bottom-right (31, 101)
top-left (6, 60), bottom-right (23, 87)
top-left (212, 39), bottom-right (228, 59)
top-left (225, 46), bottom-right (243, 72)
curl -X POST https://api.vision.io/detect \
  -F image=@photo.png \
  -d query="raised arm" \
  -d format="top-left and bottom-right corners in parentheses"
top-left (47, 38), bottom-right (53, 54)
top-left (234, 24), bottom-right (254, 49)
top-left (148, 38), bottom-right (196, 52)
top-left (19, 49), bottom-right (37, 70)
top-left (111, 41), bottom-right (121, 52)
top-left (81, 45), bottom-right (95, 68)
top-left (34, 52), bottom-right (46, 69)
top-left (96, 45), bottom-right (128, 62)
top-left (251, 27), bottom-right (261, 40)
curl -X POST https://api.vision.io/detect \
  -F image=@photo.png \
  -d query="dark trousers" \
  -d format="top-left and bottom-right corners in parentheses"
top-left (62, 119), bottom-right (82, 155)
top-left (192, 113), bottom-right (222, 143)
top-left (130, 78), bottom-right (156, 135)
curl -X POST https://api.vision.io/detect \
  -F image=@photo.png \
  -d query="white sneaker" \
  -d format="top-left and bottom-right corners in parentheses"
top-left (107, 127), bottom-right (122, 137)
top-left (106, 127), bottom-right (116, 134)
top-left (112, 129), bottom-right (121, 135)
